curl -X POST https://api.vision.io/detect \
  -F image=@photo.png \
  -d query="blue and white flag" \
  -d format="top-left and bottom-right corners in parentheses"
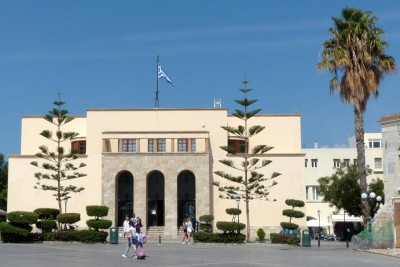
top-left (158, 65), bottom-right (174, 86)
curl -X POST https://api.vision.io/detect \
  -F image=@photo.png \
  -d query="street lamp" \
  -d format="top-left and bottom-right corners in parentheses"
top-left (317, 209), bottom-right (321, 247)
top-left (236, 197), bottom-right (240, 234)
top-left (361, 192), bottom-right (382, 249)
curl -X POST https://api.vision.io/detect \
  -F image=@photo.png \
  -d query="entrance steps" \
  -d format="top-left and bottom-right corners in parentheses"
top-left (146, 226), bottom-right (165, 238)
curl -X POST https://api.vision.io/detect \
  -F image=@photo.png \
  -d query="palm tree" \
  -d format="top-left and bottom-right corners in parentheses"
top-left (317, 8), bottom-right (397, 223)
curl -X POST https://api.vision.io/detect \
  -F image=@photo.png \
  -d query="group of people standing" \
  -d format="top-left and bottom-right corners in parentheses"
top-left (181, 217), bottom-right (194, 244)
top-left (122, 214), bottom-right (146, 259)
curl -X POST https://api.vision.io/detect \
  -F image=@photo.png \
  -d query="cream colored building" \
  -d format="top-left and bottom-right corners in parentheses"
top-left (374, 114), bottom-right (400, 248)
top-left (8, 108), bottom-right (305, 239)
top-left (303, 133), bottom-right (383, 239)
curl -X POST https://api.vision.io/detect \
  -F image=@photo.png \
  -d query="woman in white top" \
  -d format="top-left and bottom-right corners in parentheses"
top-left (122, 216), bottom-right (130, 238)
top-left (185, 217), bottom-right (193, 244)
top-left (122, 221), bottom-right (137, 258)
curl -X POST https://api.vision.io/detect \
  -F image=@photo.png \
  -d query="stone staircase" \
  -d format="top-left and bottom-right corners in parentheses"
top-left (146, 226), bottom-right (165, 238)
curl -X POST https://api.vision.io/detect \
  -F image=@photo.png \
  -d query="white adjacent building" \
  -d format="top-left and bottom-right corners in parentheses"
top-left (303, 133), bottom-right (383, 240)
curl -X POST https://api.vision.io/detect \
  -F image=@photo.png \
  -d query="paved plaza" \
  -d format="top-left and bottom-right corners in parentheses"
top-left (0, 239), bottom-right (399, 267)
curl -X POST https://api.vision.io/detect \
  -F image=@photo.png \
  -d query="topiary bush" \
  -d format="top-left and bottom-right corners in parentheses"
top-left (85, 205), bottom-right (112, 231)
top-left (225, 208), bottom-right (241, 216)
top-left (43, 229), bottom-right (108, 243)
top-left (36, 220), bottom-right (57, 232)
top-left (0, 211), bottom-right (39, 243)
top-left (86, 219), bottom-right (112, 231)
top-left (33, 208), bottom-right (60, 220)
top-left (216, 221), bottom-right (246, 233)
top-left (193, 231), bottom-right (246, 243)
top-left (270, 233), bottom-right (300, 245)
top-left (257, 228), bottom-right (266, 241)
top-left (86, 205), bottom-right (109, 219)
top-left (7, 211), bottom-right (39, 225)
top-left (56, 213), bottom-right (81, 225)
top-left (280, 222), bottom-right (299, 231)
top-left (77, 230), bottom-right (108, 243)
top-left (199, 215), bottom-right (214, 233)
top-left (280, 198), bottom-right (304, 234)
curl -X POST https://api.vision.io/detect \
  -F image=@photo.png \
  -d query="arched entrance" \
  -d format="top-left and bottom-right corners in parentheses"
top-left (147, 171), bottom-right (165, 227)
top-left (177, 171), bottom-right (196, 227)
top-left (116, 171), bottom-right (134, 226)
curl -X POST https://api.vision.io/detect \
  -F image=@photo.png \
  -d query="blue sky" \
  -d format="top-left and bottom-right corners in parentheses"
top-left (1, 1), bottom-right (400, 158)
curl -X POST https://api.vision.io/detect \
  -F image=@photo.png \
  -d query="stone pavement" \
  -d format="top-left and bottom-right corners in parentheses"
top-left (0, 238), bottom-right (399, 267)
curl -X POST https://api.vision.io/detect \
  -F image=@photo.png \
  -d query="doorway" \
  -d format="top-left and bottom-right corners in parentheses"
top-left (147, 171), bottom-right (165, 227)
top-left (116, 171), bottom-right (133, 226)
top-left (177, 171), bottom-right (196, 227)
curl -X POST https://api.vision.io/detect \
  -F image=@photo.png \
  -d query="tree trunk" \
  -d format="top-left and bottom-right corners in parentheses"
top-left (354, 107), bottom-right (369, 224)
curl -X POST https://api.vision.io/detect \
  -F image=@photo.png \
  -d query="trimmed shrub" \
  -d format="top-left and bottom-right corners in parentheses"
top-left (193, 231), bottom-right (216, 242)
top-left (43, 230), bottom-right (108, 243)
top-left (199, 215), bottom-right (214, 233)
top-left (193, 232), bottom-right (245, 243)
top-left (86, 205), bottom-right (108, 218)
top-left (36, 220), bottom-right (57, 232)
top-left (56, 213), bottom-right (80, 225)
top-left (280, 222), bottom-right (299, 230)
top-left (270, 233), bottom-right (300, 245)
top-left (225, 208), bottom-right (241, 216)
top-left (7, 211), bottom-right (38, 225)
top-left (216, 221), bottom-right (246, 233)
top-left (86, 219), bottom-right (112, 231)
top-left (44, 229), bottom-right (79, 242)
top-left (33, 208), bottom-right (60, 220)
top-left (77, 230), bottom-right (108, 243)
top-left (285, 199), bottom-right (305, 208)
top-left (282, 209), bottom-right (305, 219)
top-left (257, 228), bottom-right (266, 241)
top-left (0, 222), bottom-right (35, 243)
top-left (199, 215), bottom-right (214, 223)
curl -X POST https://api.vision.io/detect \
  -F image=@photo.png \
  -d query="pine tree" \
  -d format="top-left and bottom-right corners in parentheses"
top-left (31, 99), bottom-right (86, 215)
top-left (213, 80), bottom-right (281, 242)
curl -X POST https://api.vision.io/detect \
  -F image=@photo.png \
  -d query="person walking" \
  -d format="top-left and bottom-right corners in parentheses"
top-left (122, 221), bottom-right (137, 259)
top-left (122, 216), bottom-right (130, 238)
top-left (186, 217), bottom-right (193, 244)
top-left (181, 218), bottom-right (188, 244)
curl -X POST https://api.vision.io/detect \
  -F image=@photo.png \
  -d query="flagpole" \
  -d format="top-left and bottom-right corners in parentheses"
top-left (155, 56), bottom-right (159, 108)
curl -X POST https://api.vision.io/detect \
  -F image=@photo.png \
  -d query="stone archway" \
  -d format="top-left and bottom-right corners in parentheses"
top-left (177, 170), bottom-right (196, 228)
top-left (147, 171), bottom-right (165, 227)
top-left (116, 171), bottom-right (134, 226)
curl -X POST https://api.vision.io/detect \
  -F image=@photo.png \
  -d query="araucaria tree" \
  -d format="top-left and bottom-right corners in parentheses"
top-left (31, 100), bottom-right (86, 214)
top-left (317, 8), bottom-right (397, 223)
top-left (213, 80), bottom-right (281, 242)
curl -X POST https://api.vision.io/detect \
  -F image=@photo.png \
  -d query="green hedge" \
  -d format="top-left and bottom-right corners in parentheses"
top-left (7, 211), bottom-right (38, 225)
top-left (56, 213), bottom-right (80, 224)
top-left (86, 219), bottom-right (112, 231)
top-left (216, 221), bottom-right (246, 233)
top-left (193, 232), bottom-right (246, 243)
top-left (0, 222), bottom-right (35, 243)
top-left (44, 230), bottom-right (108, 243)
top-left (33, 208), bottom-right (60, 220)
top-left (86, 206), bottom-right (108, 218)
top-left (270, 233), bottom-right (300, 245)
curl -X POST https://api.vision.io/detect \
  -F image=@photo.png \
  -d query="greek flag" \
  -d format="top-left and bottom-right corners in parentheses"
top-left (158, 65), bottom-right (174, 86)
